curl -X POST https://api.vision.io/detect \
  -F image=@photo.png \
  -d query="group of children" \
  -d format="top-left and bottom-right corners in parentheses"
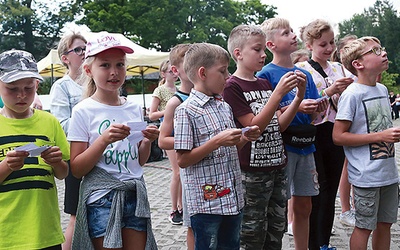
top-left (0, 16), bottom-right (398, 250)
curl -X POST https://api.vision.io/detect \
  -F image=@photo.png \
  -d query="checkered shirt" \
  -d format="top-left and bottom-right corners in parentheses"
top-left (174, 89), bottom-right (244, 216)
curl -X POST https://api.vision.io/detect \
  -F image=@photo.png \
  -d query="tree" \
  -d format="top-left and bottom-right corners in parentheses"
top-left (338, 0), bottom-right (400, 84)
top-left (74, 0), bottom-right (276, 51)
top-left (0, 0), bottom-right (76, 60)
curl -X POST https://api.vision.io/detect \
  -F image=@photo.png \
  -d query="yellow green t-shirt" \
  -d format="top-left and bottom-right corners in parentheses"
top-left (0, 110), bottom-right (70, 250)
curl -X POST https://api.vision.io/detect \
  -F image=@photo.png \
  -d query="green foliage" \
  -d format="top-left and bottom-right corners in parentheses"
top-left (0, 0), bottom-right (76, 60)
top-left (74, 0), bottom-right (276, 51)
top-left (338, 0), bottom-right (400, 84)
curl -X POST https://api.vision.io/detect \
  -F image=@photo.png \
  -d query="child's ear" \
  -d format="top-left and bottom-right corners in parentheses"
top-left (61, 54), bottom-right (69, 65)
top-left (198, 66), bottom-right (206, 80)
top-left (352, 59), bottom-right (364, 71)
top-left (233, 48), bottom-right (241, 61)
top-left (84, 65), bottom-right (92, 77)
top-left (266, 41), bottom-right (275, 50)
top-left (35, 80), bottom-right (39, 90)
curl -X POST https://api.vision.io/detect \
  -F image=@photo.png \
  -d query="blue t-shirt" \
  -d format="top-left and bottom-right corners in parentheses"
top-left (256, 63), bottom-right (319, 155)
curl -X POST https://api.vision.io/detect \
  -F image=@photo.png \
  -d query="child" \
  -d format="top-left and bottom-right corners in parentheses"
top-left (223, 24), bottom-right (306, 249)
top-left (0, 49), bottom-right (69, 249)
top-left (296, 19), bottom-right (354, 250)
top-left (333, 36), bottom-right (399, 250)
top-left (68, 31), bottom-right (158, 249)
top-left (149, 59), bottom-right (183, 225)
top-left (256, 17), bottom-right (326, 250)
top-left (174, 42), bottom-right (260, 250)
top-left (158, 43), bottom-right (195, 249)
top-left (49, 31), bottom-right (87, 250)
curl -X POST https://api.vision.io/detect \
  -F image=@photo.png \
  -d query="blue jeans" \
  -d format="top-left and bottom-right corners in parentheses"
top-left (190, 211), bottom-right (242, 250)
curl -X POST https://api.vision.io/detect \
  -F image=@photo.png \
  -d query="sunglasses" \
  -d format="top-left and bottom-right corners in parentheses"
top-left (64, 46), bottom-right (86, 56)
top-left (359, 47), bottom-right (386, 58)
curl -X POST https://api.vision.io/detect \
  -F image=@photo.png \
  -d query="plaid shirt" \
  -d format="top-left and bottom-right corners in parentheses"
top-left (174, 89), bottom-right (244, 216)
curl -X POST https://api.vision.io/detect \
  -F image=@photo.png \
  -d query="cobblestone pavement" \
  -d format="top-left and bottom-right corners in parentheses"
top-left (57, 120), bottom-right (400, 249)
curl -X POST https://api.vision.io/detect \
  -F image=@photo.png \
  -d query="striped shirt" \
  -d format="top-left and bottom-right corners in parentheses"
top-left (174, 89), bottom-right (244, 216)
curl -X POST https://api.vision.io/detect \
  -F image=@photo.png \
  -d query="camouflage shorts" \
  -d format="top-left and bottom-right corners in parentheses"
top-left (240, 169), bottom-right (288, 250)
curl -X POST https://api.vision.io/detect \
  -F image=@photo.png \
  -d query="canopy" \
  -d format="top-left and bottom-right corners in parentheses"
top-left (37, 32), bottom-right (169, 78)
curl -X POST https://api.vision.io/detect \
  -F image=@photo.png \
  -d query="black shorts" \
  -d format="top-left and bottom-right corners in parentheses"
top-left (64, 161), bottom-right (81, 215)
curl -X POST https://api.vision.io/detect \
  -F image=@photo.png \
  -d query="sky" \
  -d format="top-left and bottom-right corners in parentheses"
top-left (262, 0), bottom-right (400, 35)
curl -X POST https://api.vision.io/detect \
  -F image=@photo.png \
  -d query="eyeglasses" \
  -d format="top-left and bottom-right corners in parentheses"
top-left (64, 46), bottom-right (86, 56)
top-left (359, 47), bottom-right (386, 57)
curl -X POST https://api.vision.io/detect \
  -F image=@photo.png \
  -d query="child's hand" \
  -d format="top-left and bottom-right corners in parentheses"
top-left (214, 129), bottom-right (242, 147)
top-left (295, 70), bottom-right (307, 99)
top-left (316, 98), bottom-right (329, 112)
top-left (5, 150), bottom-right (29, 171)
top-left (41, 146), bottom-right (63, 166)
top-left (242, 125), bottom-right (261, 141)
top-left (381, 127), bottom-right (400, 143)
top-left (298, 99), bottom-right (319, 114)
top-left (142, 125), bottom-right (159, 143)
top-left (275, 71), bottom-right (299, 96)
top-left (101, 124), bottom-right (131, 144)
top-left (330, 77), bottom-right (353, 95)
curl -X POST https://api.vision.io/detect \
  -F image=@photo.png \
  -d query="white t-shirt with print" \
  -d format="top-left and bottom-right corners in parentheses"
top-left (68, 97), bottom-right (145, 202)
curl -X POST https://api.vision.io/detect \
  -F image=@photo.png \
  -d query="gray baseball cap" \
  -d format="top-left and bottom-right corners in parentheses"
top-left (0, 49), bottom-right (44, 84)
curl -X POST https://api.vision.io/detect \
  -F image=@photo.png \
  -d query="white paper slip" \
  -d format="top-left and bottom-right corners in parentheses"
top-left (126, 121), bottom-right (148, 144)
top-left (14, 142), bottom-right (50, 157)
top-left (241, 126), bottom-right (251, 134)
top-left (316, 95), bottom-right (329, 103)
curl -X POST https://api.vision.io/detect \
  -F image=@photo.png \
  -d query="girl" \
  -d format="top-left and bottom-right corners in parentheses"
top-left (297, 19), bottom-right (354, 250)
top-left (149, 60), bottom-right (183, 225)
top-left (49, 31), bottom-right (87, 250)
top-left (68, 31), bottom-right (158, 250)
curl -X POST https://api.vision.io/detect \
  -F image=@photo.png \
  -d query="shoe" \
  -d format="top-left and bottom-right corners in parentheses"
top-left (286, 223), bottom-right (293, 236)
top-left (320, 245), bottom-right (337, 250)
top-left (331, 226), bottom-right (336, 235)
top-left (339, 210), bottom-right (355, 227)
top-left (168, 210), bottom-right (183, 225)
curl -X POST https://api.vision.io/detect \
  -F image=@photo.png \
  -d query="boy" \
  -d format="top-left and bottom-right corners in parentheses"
top-left (0, 49), bottom-right (70, 249)
top-left (223, 24), bottom-right (306, 249)
top-left (333, 36), bottom-right (399, 250)
top-left (158, 43), bottom-right (195, 248)
top-left (256, 17), bottom-right (326, 250)
top-left (174, 43), bottom-right (260, 250)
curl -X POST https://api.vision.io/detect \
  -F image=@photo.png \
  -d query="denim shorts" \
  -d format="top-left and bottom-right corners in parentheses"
top-left (190, 211), bottom-right (243, 250)
top-left (87, 190), bottom-right (147, 238)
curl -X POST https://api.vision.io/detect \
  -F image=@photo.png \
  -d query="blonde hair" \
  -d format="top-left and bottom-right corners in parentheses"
top-left (57, 32), bottom-right (87, 68)
top-left (227, 24), bottom-right (265, 62)
top-left (158, 59), bottom-right (171, 86)
top-left (299, 19), bottom-right (332, 45)
top-left (183, 43), bottom-right (230, 83)
top-left (260, 17), bottom-right (291, 41)
top-left (331, 34), bottom-right (358, 62)
top-left (341, 36), bottom-right (381, 76)
top-left (169, 44), bottom-right (190, 68)
top-left (291, 49), bottom-right (310, 64)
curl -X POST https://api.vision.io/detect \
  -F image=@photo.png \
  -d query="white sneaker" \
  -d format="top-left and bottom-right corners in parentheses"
top-left (331, 226), bottom-right (336, 235)
top-left (339, 210), bottom-right (355, 227)
top-left (286, 223), bottom-right (293, 236)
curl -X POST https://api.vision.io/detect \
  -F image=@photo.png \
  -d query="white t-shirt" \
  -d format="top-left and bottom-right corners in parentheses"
top-left (336, 82), bottom-right (399, 188)
top-left (68, 97), bottom-right (145, 202)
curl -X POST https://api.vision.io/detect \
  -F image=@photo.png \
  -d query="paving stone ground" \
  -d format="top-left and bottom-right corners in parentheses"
top-left (57, 120), bottom-right (400, 249)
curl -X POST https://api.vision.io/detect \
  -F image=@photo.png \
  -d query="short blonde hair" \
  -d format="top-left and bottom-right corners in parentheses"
top-left (299, 19), bottom-right (332, 44)
top-left (169, 44), bottom-right (190, 68)
top-left (341, 36), bottom-right (381, 76)
top-left (183, 43), bottom-right (230, 83)
top-left (158, 59), bottom-right (170, 86)
top-left (260, 17), bottom-right (291, 41)
top-left (227, 24), bottom-right (265, 62)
